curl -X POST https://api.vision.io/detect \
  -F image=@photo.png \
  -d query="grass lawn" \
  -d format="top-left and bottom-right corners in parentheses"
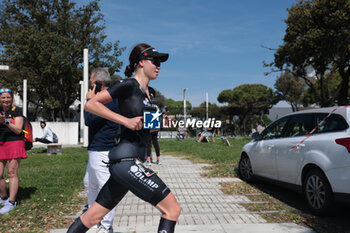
top-left (0, 147), bottom-right (88, 233)
top-left (158, 137), bottom-right (250, 177)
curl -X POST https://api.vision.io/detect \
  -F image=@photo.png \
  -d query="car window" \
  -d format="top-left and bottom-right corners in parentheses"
top-left (261, 117), bottom-right (289, 140)
top-left (316, 113), bottom-right (348, 133)
top-left (285, 114), bottom-right (315, 137)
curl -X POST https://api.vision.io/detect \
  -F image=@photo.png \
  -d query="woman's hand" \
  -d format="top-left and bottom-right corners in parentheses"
top-left (2, 116), bottom-right (23, 134)
top-left (125, 116), bottom-right (143, 131)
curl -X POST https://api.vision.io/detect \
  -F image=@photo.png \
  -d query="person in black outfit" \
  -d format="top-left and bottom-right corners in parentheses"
top-left (145, 129), bottom-right (161, 165)
top-left (67, 43), bottom-right (181, 233)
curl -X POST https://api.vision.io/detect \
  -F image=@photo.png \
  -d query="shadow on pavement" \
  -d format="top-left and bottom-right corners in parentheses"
top-left (250, 179), bottom-right (350, 233)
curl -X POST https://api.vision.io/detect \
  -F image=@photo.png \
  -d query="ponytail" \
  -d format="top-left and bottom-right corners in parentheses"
top-left (124, 64), bottom-right (134, 78)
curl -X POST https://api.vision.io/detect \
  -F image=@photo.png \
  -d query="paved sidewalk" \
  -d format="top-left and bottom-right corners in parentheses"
top-left (51, 155), bottom-right (315, 233)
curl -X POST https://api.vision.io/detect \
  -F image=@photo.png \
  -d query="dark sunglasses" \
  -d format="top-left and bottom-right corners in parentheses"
top-left (145, 57), bottom-right (161, 67)
top-left (0, 88), bottom-right (11, 93)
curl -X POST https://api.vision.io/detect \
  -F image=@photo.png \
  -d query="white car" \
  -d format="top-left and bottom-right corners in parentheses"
top-left (239, 107), bottom-right (350, 215)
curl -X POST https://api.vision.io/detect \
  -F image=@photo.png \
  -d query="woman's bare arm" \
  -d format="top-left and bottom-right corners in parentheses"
top-left (84, 90), bottom-right (143, 131)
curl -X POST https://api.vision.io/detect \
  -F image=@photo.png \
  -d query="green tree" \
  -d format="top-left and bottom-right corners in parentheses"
top-left (189, 102), bottom-right (222, 120)
top-left (302, 72), bottom-right (350, 106)
top-left (218, 84), bottom-right (276, 135)
top-left (268, 0), bottom-right (350, 106)
top-left (217, 89), bottom-right (234, 103)
top-left (274, 70), bottom-right (306, 111)
top-left (0, 0), bottom-right (125, 121)
top-left (165, 98), bottom-right (191, 116)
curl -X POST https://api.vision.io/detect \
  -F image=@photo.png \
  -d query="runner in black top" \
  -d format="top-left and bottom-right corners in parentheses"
top-left (67, 43), bottom-right (181, 233)
top-left (106, 78), bottom-right (157, 159)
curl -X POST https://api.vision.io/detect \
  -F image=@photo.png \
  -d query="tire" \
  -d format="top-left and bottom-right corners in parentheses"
top-left (238, 154), bottom-right (254, 182)
top-left (303, 168), bottom-right (333, 216)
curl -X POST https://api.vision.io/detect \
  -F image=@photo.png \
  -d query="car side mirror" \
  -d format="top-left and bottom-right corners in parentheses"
top-left (252, 132), bottom-right (260, 140)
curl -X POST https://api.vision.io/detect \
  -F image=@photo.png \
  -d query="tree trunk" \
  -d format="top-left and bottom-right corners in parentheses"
top-left (338, 69), bottom-right (349, 106)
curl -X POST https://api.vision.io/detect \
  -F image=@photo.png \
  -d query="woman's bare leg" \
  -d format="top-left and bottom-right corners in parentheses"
top-left (66, 202), bottom-right (111, 233)
top-left (80, 202), bottom-right (110, 227)
top-left (7, 159), bottom-right (20, 202)
top-left (0, 160), bottom-right (8, 199)
top-left (155, 192), bottom-right (181, 233)
top-left (156, 192), bottom-right (181, 220)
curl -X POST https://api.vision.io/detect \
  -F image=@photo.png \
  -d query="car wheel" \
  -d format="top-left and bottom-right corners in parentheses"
top-left (303, 169), bottom-right (333, 215)
top-left (238, 154), bottom-right (253, 182)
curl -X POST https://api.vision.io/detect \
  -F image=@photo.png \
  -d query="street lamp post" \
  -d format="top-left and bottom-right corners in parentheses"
top-left (23, 79), bottom-right (27, 117)
top-left (183, 88), bottom-right (188, 125)
top-left (206, 92), bottom-right (208, 120)
top-left (83, 49), bottom-right (89, 147)
top-left (79, 81), bottom-right (84, 143)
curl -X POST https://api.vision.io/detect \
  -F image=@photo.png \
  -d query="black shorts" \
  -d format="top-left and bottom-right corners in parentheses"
top-left (95, 159), bottom-right (171, 209)
top-left (108, 141), bottom-right (146, 162)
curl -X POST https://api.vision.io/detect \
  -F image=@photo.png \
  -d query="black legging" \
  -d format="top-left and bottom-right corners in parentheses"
top-left (146, 131), bottom-right (160, 159)
top-left (35, 138), bottom-right (52, 144)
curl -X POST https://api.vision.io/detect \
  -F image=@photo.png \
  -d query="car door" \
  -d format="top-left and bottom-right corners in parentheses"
top-left (252, 117), bottom-right (289, 179)
top-left (275, 114), bottom-right (314, 184)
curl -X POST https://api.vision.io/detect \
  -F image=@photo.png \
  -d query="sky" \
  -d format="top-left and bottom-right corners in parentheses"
top-left (76, 0), bottom-right (297, 107)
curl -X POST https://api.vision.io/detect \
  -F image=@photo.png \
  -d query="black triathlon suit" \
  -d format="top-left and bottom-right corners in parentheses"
top-left (95, 78), bottom-right (170, 209)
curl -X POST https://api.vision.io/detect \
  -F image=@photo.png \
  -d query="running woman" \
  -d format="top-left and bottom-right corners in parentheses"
top-left (67, 43), bottom-right (181, 233)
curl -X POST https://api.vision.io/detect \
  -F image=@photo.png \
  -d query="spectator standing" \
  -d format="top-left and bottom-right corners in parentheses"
top-left (0, 88), bottom-right (27, 214)
top-left (145, 128), bottom-right (161, 165)
top-left (35, 121), bottom-right (54, 144)
top-left (229, 121), bottom-right (236, 136)
top-left (83, 68), bottom-right (119, 233)
top-left (143, 89), bottom-right (161, 165)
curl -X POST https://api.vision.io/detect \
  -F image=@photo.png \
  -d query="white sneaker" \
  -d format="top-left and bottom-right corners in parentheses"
top-left (144, 161), bottom-right (151, 166)
top-left (156, 160), bottom-right (162, 165)
top-left (96, 225), bottom-right (113, 233)
top-left (0, 198), bottom-right (9, 206)
top-left (0, 201), bottom-right (16, 214)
